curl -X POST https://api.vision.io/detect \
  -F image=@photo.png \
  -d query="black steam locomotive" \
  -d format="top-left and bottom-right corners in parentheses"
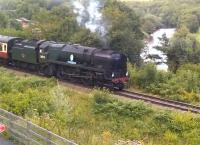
top-left (0, 35), bottom-right (128, 90)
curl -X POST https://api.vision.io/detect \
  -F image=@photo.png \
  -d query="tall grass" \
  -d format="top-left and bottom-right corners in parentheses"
top-left (0, 67), bottom-right (199, 145)
top-left (128, 63), bottom-right (200, 105)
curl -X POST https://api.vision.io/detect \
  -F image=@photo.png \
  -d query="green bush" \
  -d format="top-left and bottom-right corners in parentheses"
top-left (93, 90), bottom-right (153, 119)
top-left (128, 63), bottom-right (200, 104)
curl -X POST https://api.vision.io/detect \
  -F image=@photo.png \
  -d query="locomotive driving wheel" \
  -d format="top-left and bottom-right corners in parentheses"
top-left (56, 67), bottom-right (64, 79)
top-left (81, 77), bottom-right (94, 86)
top-left (114, 83), bottom-right (124, 90)
top-left (41, 65), bottom-right (55, 77)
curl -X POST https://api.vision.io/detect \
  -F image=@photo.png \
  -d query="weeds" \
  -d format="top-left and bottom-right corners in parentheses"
top-left (0, 67), bottom-right (200, 145)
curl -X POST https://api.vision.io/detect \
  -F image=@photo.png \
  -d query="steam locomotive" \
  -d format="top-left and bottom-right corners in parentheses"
top-left (0, 35), bottom-right (128, 90)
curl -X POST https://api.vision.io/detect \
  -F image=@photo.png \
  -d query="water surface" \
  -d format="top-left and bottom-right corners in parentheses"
top-left (142, 28), bottom-right (176, 71)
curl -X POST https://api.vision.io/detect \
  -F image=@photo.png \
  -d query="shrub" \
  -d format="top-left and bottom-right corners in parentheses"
top-left (128, 63), bottom-right (200, 104)
top-left (93, 90), bottom-right (153, 119)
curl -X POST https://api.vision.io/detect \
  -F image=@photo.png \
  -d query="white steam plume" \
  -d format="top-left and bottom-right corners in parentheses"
top-left (72, 0), bottom-right (107, 37)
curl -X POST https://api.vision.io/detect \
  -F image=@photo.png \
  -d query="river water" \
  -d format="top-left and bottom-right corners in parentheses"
top-left (142, 28), bottom-right (176, 71)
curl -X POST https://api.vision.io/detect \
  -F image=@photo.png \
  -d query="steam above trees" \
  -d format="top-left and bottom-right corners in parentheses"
top-left (72, 0), bottom-right (107, 37)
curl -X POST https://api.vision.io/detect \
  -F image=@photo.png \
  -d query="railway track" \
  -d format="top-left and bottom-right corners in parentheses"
top-left (116, 90), bottom-right (200, 114)
top-left (2, 66), bottom-right (200, 114)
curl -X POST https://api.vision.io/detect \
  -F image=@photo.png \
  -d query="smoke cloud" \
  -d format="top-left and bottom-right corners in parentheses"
top-left (72, 0), bottom-right (107, 37)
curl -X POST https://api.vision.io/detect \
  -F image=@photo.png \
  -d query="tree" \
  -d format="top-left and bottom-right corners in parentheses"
top-left (9, 19), bottom-right (22, 30)
top-left (156, 26), bottom-right (200, 72)
top-left (29, 6), bottom-right (102, 46)
top-left (178, 14), bottom-right (200, 33)
top-left (70, 29), bottom-right (102, 47)
top-left (141, 14), bottom-right (162, 34)
top-left (0, 13), bottom-right (8, 28)
top-left (103, 1), bottom-right (144, 65)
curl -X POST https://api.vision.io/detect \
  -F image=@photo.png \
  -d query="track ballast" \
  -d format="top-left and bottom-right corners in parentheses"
top-left (116, 90), bottom-right (200, 114)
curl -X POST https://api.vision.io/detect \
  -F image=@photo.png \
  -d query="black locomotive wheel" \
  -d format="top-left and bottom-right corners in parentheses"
top-left (81, 78), bottom-right (87, 85)
top-left (117, 83), bottom-right (124, 90)
top-left (111, 83), bottom-right (124, 90)
top-left (95, 81), bottom-right (104, 88)
top-left (41, 65), bottom-right (55, 77)
top-left (81, 78), bottom-right (94, 86)
top-left (56, 68), bottom-right (64, 79)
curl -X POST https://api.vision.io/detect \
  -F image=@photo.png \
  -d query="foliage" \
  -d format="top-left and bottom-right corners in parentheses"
top-left (103, 1), bottom-right (144, 65)
top-left (127, 0), bottom-right (200, 33)
top-left (0, 28), bottom-right (31, 38)
top-left (0, 13), bottom-right (8, 28)
top-left (155, 26), bottom-right (200, 72)
top-left (0, 0), bottom-right (103, 47)
top-left (93, 89), bottom-right (153, 118)
top-left (141, 14), bottom-right (162, 34)
top-left (128, 63), bottom-right (200, 104)
top-left (0, 67), bottom-right (200, 145)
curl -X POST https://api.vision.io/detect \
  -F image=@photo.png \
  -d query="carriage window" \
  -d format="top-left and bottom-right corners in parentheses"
top-left (0, 43), bottom-right (2, 51)
top-left (3, 44), bottom-right (7, 52)
top-left (0, 43), bottom-right (8, 52)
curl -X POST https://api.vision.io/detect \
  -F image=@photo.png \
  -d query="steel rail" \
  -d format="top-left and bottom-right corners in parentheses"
top-left (116, 90), bottom-right (200, 114)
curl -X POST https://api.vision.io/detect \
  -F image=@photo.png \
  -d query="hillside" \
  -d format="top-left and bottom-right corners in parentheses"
top-left (0, 67), bottom-right (200, 145)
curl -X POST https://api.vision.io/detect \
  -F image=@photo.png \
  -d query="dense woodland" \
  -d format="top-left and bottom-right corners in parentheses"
top-left (128, 0), bottom-right (200, 33)
top-left (0, 0), bottom-right (200, 144)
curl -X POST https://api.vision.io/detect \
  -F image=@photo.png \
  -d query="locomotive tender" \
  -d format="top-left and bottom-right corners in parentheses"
top-left (0, 35), bottom-right (128, 90)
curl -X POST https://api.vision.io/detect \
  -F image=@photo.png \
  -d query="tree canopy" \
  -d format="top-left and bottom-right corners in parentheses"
top-left (0, 0), bottom-right (145, 65)
top-left (128, 0), bottom-right (200, 33)
top-left (103, 1), bottom-right (144, 64)
top-left (156, 26), bottom-right (200, 72)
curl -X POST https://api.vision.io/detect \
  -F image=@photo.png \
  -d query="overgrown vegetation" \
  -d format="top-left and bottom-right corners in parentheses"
top-left (128, 63), bottom-right (200, 105)
top-left (127, 0), bottom-right (200, 34)
top-left (0, 67), bottom-right (200, 145)
top-left (123, 0), bottom-right (200, 103)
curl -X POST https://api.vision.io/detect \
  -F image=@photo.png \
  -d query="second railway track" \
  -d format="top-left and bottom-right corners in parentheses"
top-left (116, 90), bottom-right (200, 114)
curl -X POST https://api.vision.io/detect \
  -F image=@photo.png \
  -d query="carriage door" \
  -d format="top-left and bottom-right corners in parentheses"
top-left (0, 42), bottom-right (8, 59)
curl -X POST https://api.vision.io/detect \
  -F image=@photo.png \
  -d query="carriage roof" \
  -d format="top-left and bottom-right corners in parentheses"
top-left (0, 35), bottom-right (19, 43)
